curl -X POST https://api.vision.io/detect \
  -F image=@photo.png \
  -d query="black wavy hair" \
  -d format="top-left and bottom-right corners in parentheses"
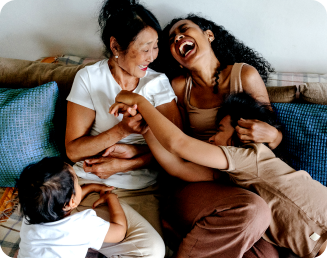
top-left (216, 92), bottom-right (280, 147)
top-left (156, 14), bottom-right (274, 87)
top-left (16, 157), bottom-right (75, 224)
top-left (98, 0), bottom-right (161, 57)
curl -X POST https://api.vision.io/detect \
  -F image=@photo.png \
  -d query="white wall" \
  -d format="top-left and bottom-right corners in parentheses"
top-left (0, 0), bottom-right (327, 73)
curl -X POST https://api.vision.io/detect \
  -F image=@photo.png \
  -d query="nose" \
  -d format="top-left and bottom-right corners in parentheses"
top-left (146, 49), bottom-right (156, 63)
top-left (208, 135), bottom-right (214, 144)
top-left (175, 34), bottom-right (184, 43)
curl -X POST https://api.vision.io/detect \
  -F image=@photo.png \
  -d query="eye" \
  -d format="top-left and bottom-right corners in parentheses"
top-left (143, 50), bottom-right (149, 52)
top-left (180, 26), bottom-right (188, 32)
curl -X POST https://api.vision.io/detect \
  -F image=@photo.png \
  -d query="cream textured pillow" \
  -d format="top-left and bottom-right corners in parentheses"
top-left (299, 83), bottom-right (327, 105)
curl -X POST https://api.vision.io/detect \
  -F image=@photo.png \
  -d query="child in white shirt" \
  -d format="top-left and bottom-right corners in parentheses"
top-left (16, 157), bottom-right (126, 258)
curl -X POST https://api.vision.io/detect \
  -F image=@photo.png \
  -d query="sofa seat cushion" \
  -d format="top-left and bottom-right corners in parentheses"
top-left (0, 82), bottom-right (63, 187)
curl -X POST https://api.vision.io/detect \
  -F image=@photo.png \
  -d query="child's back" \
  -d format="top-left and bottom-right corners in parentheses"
top-left (19, 209), bottom-right (109, 258)
top-left (220, 143), bottom-right (327, 258)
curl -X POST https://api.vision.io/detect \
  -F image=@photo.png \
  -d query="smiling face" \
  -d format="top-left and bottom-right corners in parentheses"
top-left (115, 26), bottom-right (159, 78)
top-left (208, 115), bottom-right (235, 146)
top-left (168, 19), bottom-right (214, 69)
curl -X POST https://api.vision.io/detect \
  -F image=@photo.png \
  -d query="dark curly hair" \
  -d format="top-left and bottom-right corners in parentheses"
top-left (17, 157), bottom-right (75, 224)
top-left (98, 0), bottom-right (161, 57)
top-left (155, 14), bottom-right (274, 87)
top-left (216, 92), bottom-right (280, 147)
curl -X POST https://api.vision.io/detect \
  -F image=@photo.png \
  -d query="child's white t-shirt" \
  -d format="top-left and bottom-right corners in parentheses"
top-left (18, 209), bottom-right (109, 258)
top-left (67, 59), bottom-right (177, 189)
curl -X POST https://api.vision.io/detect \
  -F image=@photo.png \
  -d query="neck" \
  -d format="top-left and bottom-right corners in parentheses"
top-left (108, 58), bottom-right (139, 90)
top-left (190, 53), bottom-right (220, 88)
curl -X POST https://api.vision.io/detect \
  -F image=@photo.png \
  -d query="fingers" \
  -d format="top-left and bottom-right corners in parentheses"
top-left (109, 103), bottom-right (127, 117)
top-left (127, 104), bottom-right (138, 116)
top-left (235, 125), bottom-right (248, 135)
top-left (93, 196), bottom-right (106, 208)
top-left (84, 158), bottom-right (101, 165)
top-left (237, 118), bottom-right (258, 128)
top-left (102, 145), bottom-right (116, 157)
top-left (109, 103), bottom-right (138, 117)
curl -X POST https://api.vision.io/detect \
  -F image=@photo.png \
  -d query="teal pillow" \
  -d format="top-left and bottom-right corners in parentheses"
top-left (272, 103), bottom-right (327, 186)
top-left (0, 82), bottom-right (62, 187)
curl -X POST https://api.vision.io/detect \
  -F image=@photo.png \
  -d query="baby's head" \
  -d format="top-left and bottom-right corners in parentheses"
top-left (17, 157), bottom-right (82, 224)
top-left (209, 92), bottom-right (280, 146)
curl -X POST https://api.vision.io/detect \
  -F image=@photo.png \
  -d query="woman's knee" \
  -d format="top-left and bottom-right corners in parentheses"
top-left (240, 191), bottom-right (271, 235)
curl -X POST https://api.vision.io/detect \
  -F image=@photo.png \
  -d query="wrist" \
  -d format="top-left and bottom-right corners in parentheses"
top-left (115, 123), bottom-right (130, 139)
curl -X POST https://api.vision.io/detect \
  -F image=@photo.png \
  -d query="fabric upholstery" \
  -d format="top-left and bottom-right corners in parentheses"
top-left (300, 83), bottom-right (327, 105)
top-left (0, 82), bottom-right (62, 187)
top-left (272, 103), bottom-right (327, 186)
top-left (266, 86), bottom-right (297, 103)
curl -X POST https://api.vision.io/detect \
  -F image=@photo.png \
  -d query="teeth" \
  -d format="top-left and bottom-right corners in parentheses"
top-left (179, 41), bottom-right (194, 55)
top-left (139, 65), bottom-right (147, 69)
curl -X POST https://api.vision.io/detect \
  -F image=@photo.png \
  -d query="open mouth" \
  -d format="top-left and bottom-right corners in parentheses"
top-left (139, 65), bottom-right (148, 71)
top-left (179, 41), bottom-right (195, 57)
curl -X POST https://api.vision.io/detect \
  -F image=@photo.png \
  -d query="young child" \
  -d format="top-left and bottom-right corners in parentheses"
top-left (110, 91), bottom-right (327, 258)
top-left (16, 157), bottom-right (127, 258)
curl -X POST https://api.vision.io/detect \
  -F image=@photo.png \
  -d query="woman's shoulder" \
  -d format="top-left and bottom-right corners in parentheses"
top-left (77, 59), bottom-right (109, 76)
top-left (144, 68), bottom-right (169, 81)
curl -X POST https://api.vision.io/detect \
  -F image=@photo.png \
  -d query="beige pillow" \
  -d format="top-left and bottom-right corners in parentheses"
top-left (0, 57), bottom-right (95, 100)
top-left (266, 86), bottom-right (297, 103)
top-left (299, 83), bottom-right (327, 105)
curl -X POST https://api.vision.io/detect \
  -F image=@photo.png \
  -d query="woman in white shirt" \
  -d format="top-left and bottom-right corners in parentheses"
top-left (65, 0), bottom-right (181, 257)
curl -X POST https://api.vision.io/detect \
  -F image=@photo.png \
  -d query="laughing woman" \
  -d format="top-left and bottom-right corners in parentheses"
top-left (154, 14), bottom-right (283, 258)
top-left (65, 0), bottom-right (181, 257)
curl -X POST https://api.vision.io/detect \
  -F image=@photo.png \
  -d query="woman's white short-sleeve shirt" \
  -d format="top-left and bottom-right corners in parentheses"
top-left (67, 59), bottom-right (177, 189)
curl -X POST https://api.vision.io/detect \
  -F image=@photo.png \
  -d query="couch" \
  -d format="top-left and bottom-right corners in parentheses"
top-left (0, 56), bottom-right (326, 258)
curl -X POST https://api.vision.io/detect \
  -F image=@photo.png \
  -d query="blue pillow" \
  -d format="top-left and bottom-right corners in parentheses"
top-left (272, 103), bottom-right (327, 186)
top-left (0, 82), bottom-right (62, 187)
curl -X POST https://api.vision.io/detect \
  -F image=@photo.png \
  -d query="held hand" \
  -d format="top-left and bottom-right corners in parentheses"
top-left (235, 118), bottom-right (278, 144)
top-left (114, 90), bottom-right (141, 106)
top-left (102, 143), bottom-right (138, 158)
top-left (93, 191), bottom-right (117, 209)
top-left (109, 103), bottom-right (138, 117)
top-left (118, 112), bottom-right (149, 135)
top-left (83, 156), bottom-right (131, 179)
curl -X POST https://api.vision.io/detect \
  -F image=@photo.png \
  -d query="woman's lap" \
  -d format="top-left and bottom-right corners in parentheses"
top-left (165, 181), bottom-right (277, 258)
top-left (75, 178), bottom-right (165, 258)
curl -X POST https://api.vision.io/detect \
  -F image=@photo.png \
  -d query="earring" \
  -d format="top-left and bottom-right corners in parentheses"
top-left (209, 38), bottom-right (213, 42)
top-left (180, 65), bottom-right (183, 69)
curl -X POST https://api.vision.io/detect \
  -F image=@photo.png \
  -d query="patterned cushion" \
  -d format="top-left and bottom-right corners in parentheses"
top-left (267, 72), bottom-right (327, 87)
top-left (272, 103), bottom-right (327, 186)
top-left (0, 82), bottom-right (62, 187)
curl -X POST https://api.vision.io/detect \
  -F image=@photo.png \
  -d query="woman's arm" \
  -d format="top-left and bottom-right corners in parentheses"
top-left (238, 65), bottom-right (283, 149)
top-left (73, 99), bottom-right (182, 179)
top-left (111, 92), bottom-right (228, 170)
top-left (65, 102), bottom-right (147, 163)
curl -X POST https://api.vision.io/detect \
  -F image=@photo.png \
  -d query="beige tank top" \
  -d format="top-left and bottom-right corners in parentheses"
top-left (184, 63), bottom-right (245, 141)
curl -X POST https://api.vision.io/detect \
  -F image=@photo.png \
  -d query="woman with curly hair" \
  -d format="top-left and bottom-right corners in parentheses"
top-left (153, 14), bottom-right (283, 258)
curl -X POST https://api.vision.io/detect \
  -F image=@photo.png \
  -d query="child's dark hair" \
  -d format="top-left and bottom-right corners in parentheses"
top-left (98, 0), bottom-right (161, 57)
top-left (216, 92), bottom-right (281, 146)
top-left (16, 157), bottom-right (75, 224)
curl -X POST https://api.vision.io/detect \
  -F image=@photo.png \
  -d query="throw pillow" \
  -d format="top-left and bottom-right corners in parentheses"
top-left (0, 82), bottom-right (62, 187)
top-left (272, 103), bottom-right (327, 186)
top-left (299, 83), bottom-right (327, 105)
